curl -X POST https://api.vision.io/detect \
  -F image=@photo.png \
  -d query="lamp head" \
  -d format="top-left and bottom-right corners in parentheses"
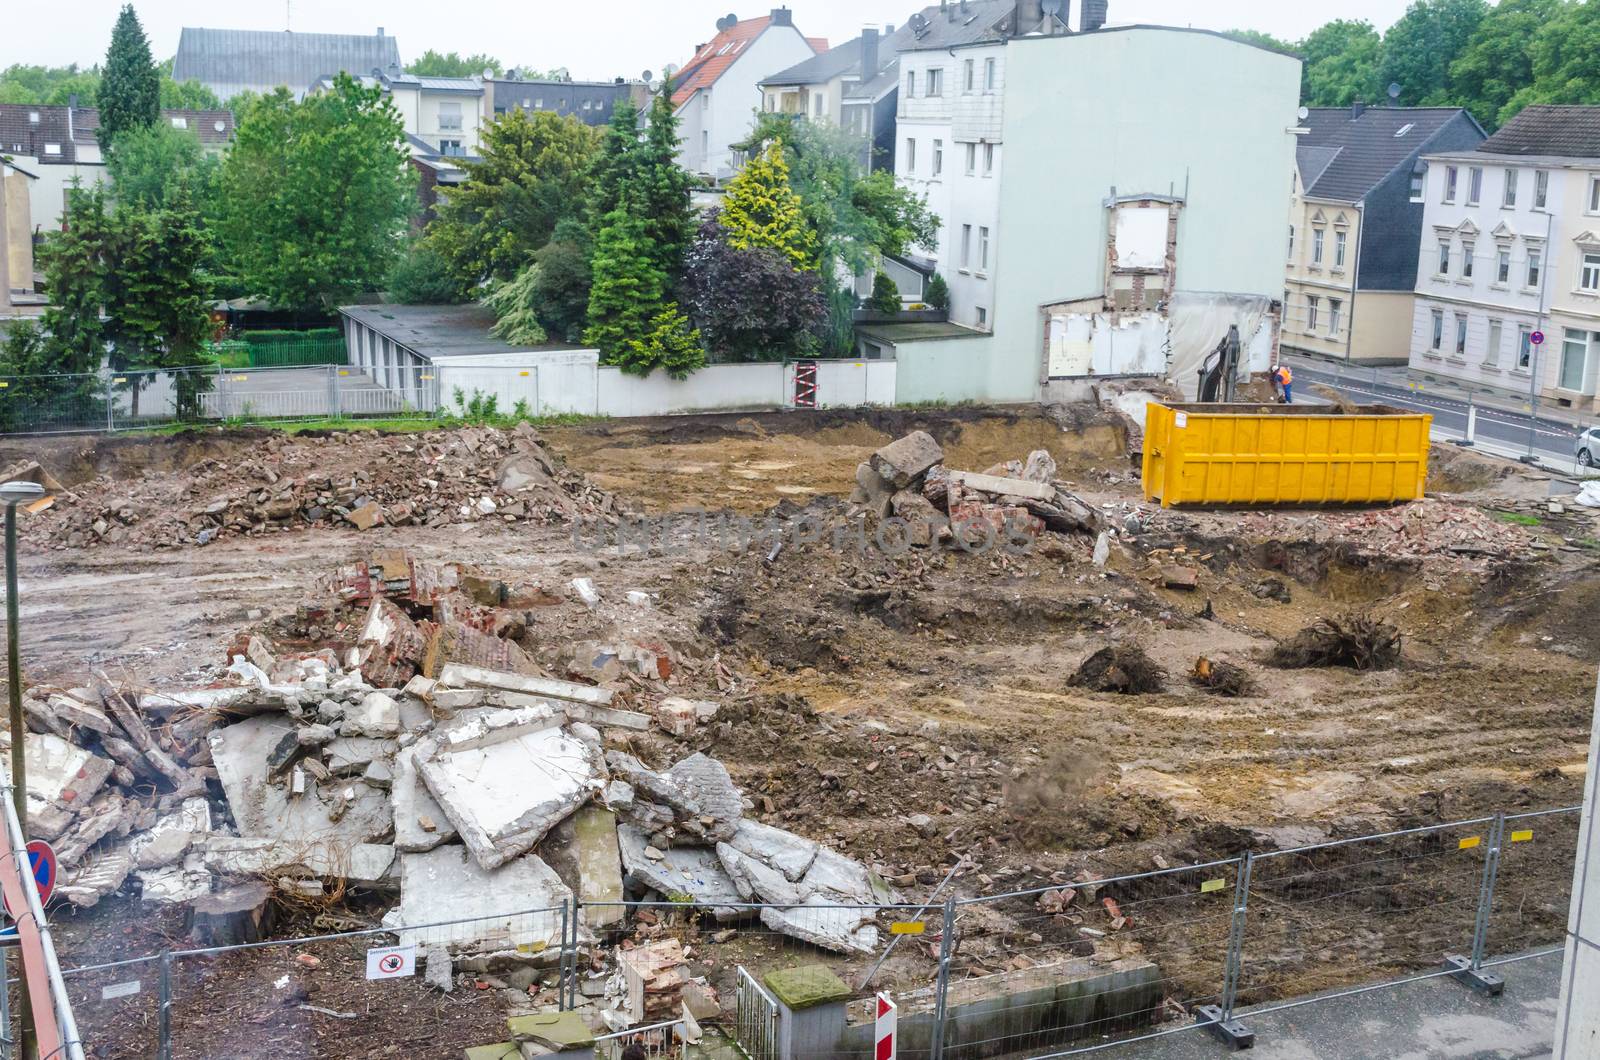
top-left (0, 482), bottom-right (46, 507)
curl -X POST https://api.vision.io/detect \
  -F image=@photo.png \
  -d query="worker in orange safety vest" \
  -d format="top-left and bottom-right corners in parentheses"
top-left (1273, 363), bottom-right (1293, 403)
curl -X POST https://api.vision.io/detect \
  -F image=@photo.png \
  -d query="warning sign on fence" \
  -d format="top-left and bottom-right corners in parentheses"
top-left (875, 992), bottom-right (896, 1060)
top-left (365, 943), bottom-right (416, 981)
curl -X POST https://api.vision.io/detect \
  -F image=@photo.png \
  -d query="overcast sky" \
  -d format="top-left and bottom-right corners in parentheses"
top-left (7, 1), bottom-right (1414, 77)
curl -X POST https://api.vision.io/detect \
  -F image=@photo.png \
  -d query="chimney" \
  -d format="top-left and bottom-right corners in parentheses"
top-left (1351, 99), bottom-right (1367, 119)
top-left (376, 26), bottom-right (384, 36)
top-left (860, 27), bottom-right (881, 79)
top-left (1014, 0), bottom-right (1044, 33)
top-left (1080, 0), bottom-right (1108, 31)
top-left (770, 7), bottom-right (793, 26)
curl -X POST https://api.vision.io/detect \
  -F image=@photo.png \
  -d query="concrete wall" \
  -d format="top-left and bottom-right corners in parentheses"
top-left (12, 157), bottom-right (108, 231)
top-left (1350, 290), bottom-right (1416, 364)
top-left (892, 335), bottom-right (1032, 405)
top-left (597, 363), bottom-right (786, 416)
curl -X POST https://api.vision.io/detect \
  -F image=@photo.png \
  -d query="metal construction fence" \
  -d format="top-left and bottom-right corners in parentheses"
top-left (40, 804), bottom-right (1582, 1060)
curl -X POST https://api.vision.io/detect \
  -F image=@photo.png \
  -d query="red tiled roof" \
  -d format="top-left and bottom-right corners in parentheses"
top-left (672, 16), bottom-right (772, 107)
top-left (806, 37), bottom-right (829, 53)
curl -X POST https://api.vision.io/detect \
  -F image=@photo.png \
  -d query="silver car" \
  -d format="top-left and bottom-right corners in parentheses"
top-left (1578, 426), bottom-right (1600, 467)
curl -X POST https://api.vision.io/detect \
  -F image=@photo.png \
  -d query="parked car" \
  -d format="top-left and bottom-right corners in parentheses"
top-left (1577, 426), bottom-right (1600, 467)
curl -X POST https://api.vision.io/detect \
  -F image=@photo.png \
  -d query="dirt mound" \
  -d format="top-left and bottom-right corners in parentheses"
top-left (1068, 646), bottom-right (1166, 694)
top-left (1190, 656), bottom-right (1255, 697)
top-left (17, 424), bottom-right (620, 551)
top-left (1269, 615), bottom-right (1401, 671)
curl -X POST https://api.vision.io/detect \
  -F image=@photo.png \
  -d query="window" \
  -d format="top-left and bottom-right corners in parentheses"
top-left (1287, 224), bottom-right (1295, 260)
top-left (1560, 328), bottom-right (1591, 391)
top-left (1497, 247), bottom-right (1511, 284)
top-left (1467, 167), bottom-right (1483, 205)
top-left (1454, 313), bottom-right (1468, 357)
top-left (43, 143), bottom-right (60, 155)
top-left (1444, 166), bottom-right (1458, 203)
top-left (1503, 168), bottom-right (1518, 208)
top-left (1461, 239), bottom-right (1474, 279)
top-left (964, 59), bottom-right (975, 92)
top-left (1590, 175), bottom-right (1600, 213)
top-left (1535, 170), bottom-right (1549, 209)
top-left (1334, 230), bottom-right (1347, 269)
top-left (1527, 246), bottom-right (1542, 288)
top-left (813, 93), bottom-right (825, 117)
top-left (976, 306), bottom-right (988, 327)
top-left (1584, 251), bottom-right (1600, 292)
top-left (1518, 325), bottom-right (1533, 369)
top-left (1312, 228), bottom-right (1325, 265)
top-left (926, 68), bottom-right (943, 96)
top-left (905, 70), bottom-right (916, 98)
top-left (1430, 309), bottom-right (1444, 351)
top-left (701, 130), bottom-right (708, 156)
top-left (169, 116), bottom-right (187, 129)
top-left (932, 139), bottom-right (943, 177)
top-left (978, 226), bottom-right (990, 271)
top-left (1437, 239), bottom-right (1451, 276)
top-left (440, 138), bottom-right (463, 156)
top-left (1308, 295), bottom-right (1321, 332)
top-left (965, 142), bottom-right (976, 174)
top-left (582, 100), bottom-right (593, 111)
top-left (904, 137), bottom-right (916, 173)
top-left (1486, 319), bottom-right (1503, 366)
top-left (960, 224), bottom-right (972, 268)
top-left (984, 57), bottom-right (996, 91)
top-left (1409, 166), bottom-right (1426, 202)
top-left (438, 101), bottom-right (462, 131)
top-left (1329, 297), bottom-right (1343, 336)
top-left (1394, 122), bottom-right (1414, 138)
top-left (982, 142), bottom-right (994, 175)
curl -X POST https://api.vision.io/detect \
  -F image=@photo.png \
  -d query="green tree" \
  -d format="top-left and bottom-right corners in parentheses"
top-left (481, 265), bottom-right (549, 345)
top-left (98, 4), bottom-right (160, 147)
top-left (614, 304), bottom-right (704, 380)
top-left (1449, 0), bottom-right (1567, 128)
top-left (218, 75), bottom-right (415, 310)
top-left (105, 120), bottom-right (219, 210)
top-left (38, 185), bottom-right (112, 375)
top-left (867, 271), bottom-right (900, 314)
top-left (387, 239), bottom-right (466, 303)
top-left (0, 64), bottom-right (101, 106)
top-left (103, 194), bottom-right (210, 371)
top-left (720, 140), bottom-right (817, 269)
top-left (924, 272), bottom-right (949, 312)
top-left (1300, 20), bottom-right (1386, 107)
top-left (1223, 29), bottom-right (1294, 51)
top-left (584, 195), bottom-right (665, 362)
top-left (426, 107), bottom-right (598, 286)
top-left (636, 85), bottom-right (694, 286)
top-left (1501, 0), bottom-right (1600, 122)
top-left (1379, 0), bottom-right (1489, 105)
top-left (408, 51), bottom-right (502, 78)
top-left (586, 98), bottom-right (644, 237)
top-left (530, 218), bottom-right (593, 342)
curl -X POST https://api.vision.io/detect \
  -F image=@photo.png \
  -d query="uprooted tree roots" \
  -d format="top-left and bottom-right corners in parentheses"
top-left (1269, 614), bottom-right (1402, 671)
top-left (1069, 646), bottom-right (1166, 694)
top-left (1191, 656), bottom-right (1256, 697)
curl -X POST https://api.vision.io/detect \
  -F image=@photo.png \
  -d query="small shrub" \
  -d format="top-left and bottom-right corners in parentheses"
top-left (481, 265), bottom-right (549, 346)
top-left (616, 303), bottom-right (705, 380)
top-left (867, 271), bottom-right (900, 314)
top-left (925, 272), bottom-right (950, 311)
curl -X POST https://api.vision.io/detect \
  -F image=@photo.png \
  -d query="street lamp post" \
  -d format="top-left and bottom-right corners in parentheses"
top-left (2, 479), bottom-right (43, 1060)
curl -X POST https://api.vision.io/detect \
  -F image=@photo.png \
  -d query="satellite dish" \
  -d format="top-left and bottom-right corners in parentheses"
top-left (1388, 82), bottom-right (1402, 101)
top-left (643, 69), bottom-right (654, 83)
top-left (482, 67), bottom-right (495, 79)
top-left (1297, 105), bottom-right (1309, 121)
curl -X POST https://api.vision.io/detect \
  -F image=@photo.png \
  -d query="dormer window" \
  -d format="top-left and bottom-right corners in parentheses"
top-left (170, 116), bottom-right (188, 129)
top-left (1394, 123), bottom-right (1414, 137)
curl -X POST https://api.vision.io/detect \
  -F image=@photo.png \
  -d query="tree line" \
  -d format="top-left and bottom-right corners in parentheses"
top-left (1240, 0), bottom-right (1600, 130)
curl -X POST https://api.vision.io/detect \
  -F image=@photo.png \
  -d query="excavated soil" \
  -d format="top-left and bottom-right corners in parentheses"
top-left (11, 409), bottom-right (1596, 1057)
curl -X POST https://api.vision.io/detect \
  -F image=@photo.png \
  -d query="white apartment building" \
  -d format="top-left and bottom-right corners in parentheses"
top-left (1409, 105), bottom-right (1600, 411)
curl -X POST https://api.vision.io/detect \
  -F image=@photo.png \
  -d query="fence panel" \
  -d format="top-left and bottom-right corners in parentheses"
top-left (1484, 806), bottom-right (1582, 964)
top-left (938, 860), bottom-right (1243, 1058)
top-left (0, 373), bottom-right (107, 434)
top-left (1239, 818), bottom-right (1494, 1009)
top-left (55, 956), bottom-right (162, 1060)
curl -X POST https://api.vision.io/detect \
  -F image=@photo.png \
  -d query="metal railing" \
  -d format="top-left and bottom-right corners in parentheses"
top-left (0, 781), bottom-right (84, 1060)
top-left (594, 1018), bottom-right (689, 1059)
top-left (46, 803), bottom-right (1582, 1058)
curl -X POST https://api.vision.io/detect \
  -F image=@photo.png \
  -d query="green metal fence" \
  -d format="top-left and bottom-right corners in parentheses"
top-left (242, 337), bottom-right (348, 368)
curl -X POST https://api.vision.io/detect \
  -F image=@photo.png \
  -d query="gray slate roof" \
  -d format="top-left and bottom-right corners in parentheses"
top-left (1478, 105), bottom-right (1600, 159)
top-left (0, 104), bottom-right (234, 164)
top-left (339, 304), bottom-right (582, 359)
top-left (173, 27), bottom-right (401, 99)
top-left (1298, 107), bottom-right (1476, 202)
top-left (899, 0), bottom-right (1017, 51)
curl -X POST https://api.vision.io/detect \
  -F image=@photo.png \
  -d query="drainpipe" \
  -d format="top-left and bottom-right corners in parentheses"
top-left (1525, 209), bottom-right (1554, 461)
top-left (1344, 201), bottom-right (1364, 364)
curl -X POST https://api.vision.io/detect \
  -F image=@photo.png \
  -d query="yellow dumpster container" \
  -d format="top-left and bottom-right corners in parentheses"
top-left (1141, 402), bottom-right (1432, 508)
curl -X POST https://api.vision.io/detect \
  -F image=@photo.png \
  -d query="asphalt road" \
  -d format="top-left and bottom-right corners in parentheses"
top-left (1289, 361), bottom-right (1586, 468)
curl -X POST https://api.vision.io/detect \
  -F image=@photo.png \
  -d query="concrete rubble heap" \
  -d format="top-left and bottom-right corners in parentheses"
top-left (851, 430), bottom-right (1100, 545)
top-left (22, 422), bottom-right (622, 552)
top-left (13, 551), bottom-right (897, 972)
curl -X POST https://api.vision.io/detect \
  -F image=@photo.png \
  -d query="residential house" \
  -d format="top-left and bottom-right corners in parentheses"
top-left (758, 24), bottom-right (902, 167)
top-left (173, 26), bottom-right (401, 101)
top-left (869, 3), bottom-right (1301, 406)
top-left (0, 103), bottom-right (234, 231)
top-left (1283, 105), bottom-right (1485, 365)
top-left (1409, 105), bottom-right (1600, 411)
top-left (487, 75), bottom-right (647, 128)
top-left (311, 67), bottom-right (484, 157)
top-left (669, 9), bottom-right (825, 179)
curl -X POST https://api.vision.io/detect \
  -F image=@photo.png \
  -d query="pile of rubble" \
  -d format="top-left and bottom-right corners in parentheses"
top-left (850, 430), bottom-right (1099, 545)
top-left (1323, 498), bottom-right (1535, 560)
top-left (22, 423), bottom-right (620, 551)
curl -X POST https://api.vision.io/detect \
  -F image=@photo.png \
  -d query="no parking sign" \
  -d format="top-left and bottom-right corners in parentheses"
top-left (365, 943), bottom-right (416, 980)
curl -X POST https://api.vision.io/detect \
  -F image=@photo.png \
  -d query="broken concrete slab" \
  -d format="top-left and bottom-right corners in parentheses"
top-left (571, 806), bottom-right (624, 930)
top-left (129, 798), bottom-right (210, 870)
top-left (393, 745), bottom-right (456, 853)
top-left (418, 721), bottom-right (603, 871)
top-left (436, 664), bottom-right (614, 708)
top-left (57, 843), bottom-right (133, 908)
top-left (393, 845), bottom-right (569, 954)
top-left (6, 731), bottom-right (113, 820)
top-left (323, 736), bottom-right (395, 775)
top-left (340, 691), bottom-right (401, 737)
top-left (617, 824), bottom-right (741, 920)
top-left (869, 431), bottom-right (944, 489)
top-left (948, 470), bottom-right (1056, 502)
top-left (46, 692), bottom-right (116, 736)
top-left (202, 836), bottom-right (396, 887)
top-left (138, 853), bottom-right (213, 906)
top-left (603, 752), bottom-right (741, 846)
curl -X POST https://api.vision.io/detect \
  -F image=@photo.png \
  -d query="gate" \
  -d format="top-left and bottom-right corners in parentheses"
top-left (793, 360), bottom-right (818, 408)
top-left (734, 966), bottom-right (780, 1060)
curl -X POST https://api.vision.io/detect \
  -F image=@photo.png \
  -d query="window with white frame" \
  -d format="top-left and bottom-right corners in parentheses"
top-left (1497, 246), bottom-right (1511, 284)
top-left (1308, 295), bottom-right (1320, 332)
top-left (1527, 246), bottom-right (1542, 288)
top-left (440, 138), bottom-right (463, 156)
top-left (963, 59), bottom-right (974, 92)
top-left (926, 68), bottom-right (943, 96)
top-left (904, 137), bottom-right (916, 173)
top-left (1584, 251), bottom-right (1600, 292)
top-left (1535, 170), bottom-right (1549, 209)
top-left (1502, 168), bottom-right (1517, 208)
top-left (1334, 230), bottom-right (1347, 269)
top-left (1410, 165), bottom-right (1426, 202)
top-left (1461, 239), bottom-right (1474, 279)
top-left (813, 92), bottom-right (825, 117)
top-left (976, 306), bottom-right (987, 327)
top-left (1486, 319), bottom-right (1503, 366)
top-left (1518, 324), bottom-right (1533, 369)
top-left (978, 226), bottom-right (990, 271)
top-left (438, 101), bottom-right (462, 131)
top-left (1430, 308), bottom-right (1443, 350)
top-left (1287, 225), bottom-right (1295, 260)
top-left (1444, 166), bottom-right (1458, 203)
top-left (964, 142), bottom-right (976, 174)
top-left (984, 57), bottom-right (996, 90)
top-left (1467, 167), bottom-right (1483, 205)
top-left (1437, 239), bottom-right (1451, 276)
top-left (1590, 175), bottom-right (1600, 213)
top-left (1454, 313), bottom-right (1468, 357)
top-left (1329, 297), bottom-right (1343, 336)
top-left (1312, 228), bottom-right (1325, 265)
top-left (932, 139), bottom-right (943, 177)
top-left (1560, 328), bottom-right (1590, 391)
top-left (905, 70), bottom-right (915, 98)
top-left (961, 224), bottom-right (971, 269)
top-left (982, 142), bottom-right (994, 175)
